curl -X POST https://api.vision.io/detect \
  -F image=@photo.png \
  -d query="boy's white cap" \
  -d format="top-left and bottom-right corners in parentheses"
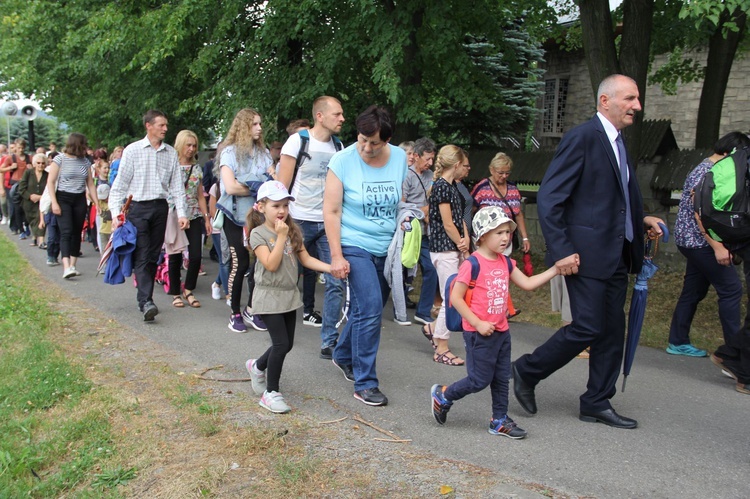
top-left (472, 206), bottom-right (516, 242)
top-left (96, 183), bottom-right (110, 200)
top-left (257, 180), bottom-right (295, 202)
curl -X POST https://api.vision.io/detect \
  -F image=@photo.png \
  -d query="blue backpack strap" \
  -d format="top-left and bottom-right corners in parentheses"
top-left (463, 255), bottom-right (481, 307)
top-left (504, 255), bottom-right (513, 275)
top-left (468, 255), bottom-right (481, 287)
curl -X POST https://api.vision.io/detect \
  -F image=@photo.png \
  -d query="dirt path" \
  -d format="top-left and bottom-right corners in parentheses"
top-left (47, 273), bottom-right (556, 498)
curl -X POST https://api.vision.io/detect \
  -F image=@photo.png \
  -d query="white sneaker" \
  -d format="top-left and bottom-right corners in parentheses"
top-left (0, 219), bottom-right (6, 225)
top-left (393, 318), bottom-right (412, 326)
top-left (70, 266), bottom-right (81, 276)
top-left (63, 267), bottom-right (76, 279)
top-left (246, 358), bottom-right (267, 395)
top-left (259, 390), bottom-right (291, 414)
top-left (211, 282), bottom-right (222, 300)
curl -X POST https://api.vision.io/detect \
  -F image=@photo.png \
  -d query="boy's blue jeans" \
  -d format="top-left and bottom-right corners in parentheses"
top-left (332, 245), bottom-right (390, 391)
top-left (444, 330), bottom-right (511, 420)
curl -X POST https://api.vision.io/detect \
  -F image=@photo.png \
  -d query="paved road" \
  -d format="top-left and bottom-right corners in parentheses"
top-left (9, 229), bottom-right (748, 498)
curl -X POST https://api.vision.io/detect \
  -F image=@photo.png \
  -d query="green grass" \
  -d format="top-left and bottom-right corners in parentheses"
top-left (0, 236), bottom-right (121, 498)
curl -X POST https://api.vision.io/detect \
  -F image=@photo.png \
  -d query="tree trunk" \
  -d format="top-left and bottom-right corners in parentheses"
top-left (619, 0), bottom-right (654, 166)
top-left (578, 0), bottom-right (620, 102)
top-left (695, 9), bottom-right (747, 149)
top-left (392, 4), bottom-right (424, 142)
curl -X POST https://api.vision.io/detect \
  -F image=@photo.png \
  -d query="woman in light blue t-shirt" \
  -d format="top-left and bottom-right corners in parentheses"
top-left (324, 106), bottom-right (407, 408)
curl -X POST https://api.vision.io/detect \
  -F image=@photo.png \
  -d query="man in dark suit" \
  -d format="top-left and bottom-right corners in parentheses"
top-left (512, 74), bottom-right (664, 429)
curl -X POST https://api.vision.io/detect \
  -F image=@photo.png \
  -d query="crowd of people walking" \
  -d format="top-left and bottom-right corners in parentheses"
top-left (3, 74), bottom-right (748, 437)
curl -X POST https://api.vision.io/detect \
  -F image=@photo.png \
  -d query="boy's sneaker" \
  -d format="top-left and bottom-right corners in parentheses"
top-left (303, 311), bottom-right (323, 327)
top-left (211, 282), bottom-right (222, 300)
top-left (242, 309), bottom-right (267, 331)
top-left (246, 359), bottom-right (267, 395)
top-left (488, 416), bottom-right (527, 439)
top-left (46, 258), bottom-right (59, 267)
top-left (228, 314), bottom-right (248, 333)
top-left (666, 343), bottom-right (708, 357)
top-left (431, 384), bottom-right (453, 425)
top-left (259, 391), bottom-right (291, 414)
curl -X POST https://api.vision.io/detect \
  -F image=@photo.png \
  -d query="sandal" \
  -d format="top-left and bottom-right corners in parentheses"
top-left (433, 350), bottom-right (465, 366)
top-left (183, 290), bottom-right (201, 308)
top-left (421, 325), bottom-right (437, 350)
top-left (172, 295), bottom-right (185, 308)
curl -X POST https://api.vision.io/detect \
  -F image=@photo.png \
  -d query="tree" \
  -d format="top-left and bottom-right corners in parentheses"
top-left (0, 0), bottom-right (220, 147)
top-left (0, 0), bottom-right (555, 148)
top-left (0, 115), bottom-right (65, 150)
top-left (576, 0), bottom-right (654, 163)
top-left (679, 1), bottom-right (748, 148)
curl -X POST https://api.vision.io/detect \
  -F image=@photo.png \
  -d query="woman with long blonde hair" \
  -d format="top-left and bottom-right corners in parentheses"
top-left (218, 108), bottom-right (273, 333)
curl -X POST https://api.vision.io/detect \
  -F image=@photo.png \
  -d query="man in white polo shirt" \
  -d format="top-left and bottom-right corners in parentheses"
top-left (277, 96), bottom-right (345, 359)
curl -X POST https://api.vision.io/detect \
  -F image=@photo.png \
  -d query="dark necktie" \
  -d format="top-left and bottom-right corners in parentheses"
top-left (616, 133), bottom-right (633, 242)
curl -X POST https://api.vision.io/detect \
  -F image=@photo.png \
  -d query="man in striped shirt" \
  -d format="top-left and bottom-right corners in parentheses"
top-left (110, 109), bottom-right (188, 321)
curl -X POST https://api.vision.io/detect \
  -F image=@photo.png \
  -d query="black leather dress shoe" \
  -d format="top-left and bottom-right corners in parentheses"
top-left (512, 362), bottom-right (537, 415)
top-left (579, 408), bottom-right (637, 429)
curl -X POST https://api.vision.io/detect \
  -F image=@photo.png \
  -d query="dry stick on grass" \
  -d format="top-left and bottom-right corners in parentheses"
top-left (319, 416), bottom-right (348, 425)
top-left (193, 365), bottom-right (250, 382)
top-left (353, 414), bottom-right (411, 443)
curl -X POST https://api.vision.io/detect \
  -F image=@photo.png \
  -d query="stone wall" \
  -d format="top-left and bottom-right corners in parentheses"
top-left (537, 49), bottom-right (750, 150)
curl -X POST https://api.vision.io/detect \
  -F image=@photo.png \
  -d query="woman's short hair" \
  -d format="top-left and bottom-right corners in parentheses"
top-left (174, 130), bottom-right (199, 162)
top-left (93, 148), bottom-right (108, 161)
top-left (488, 152), bottom-right (513, 173)
top-left (356, 105), bottom-right (394, 141)
top-left (32, 153), bottom-right (47, 165)
top-left (714, 131), bottom-right (750, 155)
top-left (64, 133), bottom-right (88, 158)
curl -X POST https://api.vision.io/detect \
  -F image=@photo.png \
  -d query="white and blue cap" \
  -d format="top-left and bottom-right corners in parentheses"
top-left (256, 180), bottom-right (295, 202)
top-left (472, 206), bottom-right (516, 242)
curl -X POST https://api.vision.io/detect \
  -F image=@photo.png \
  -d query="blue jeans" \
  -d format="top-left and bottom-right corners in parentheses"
top-left (669, 245), bottom-right (742, 347)
top-left (296, 220), bottom-right (344, 348)
top-left (211, 233), bottom-right (229, 295)
top-left (415, 236), bottom-right (438, 321)
top-left (445, 330), bottom-right (512, 420)
top-left (44, 211), bottom-right (60, 260)
top-left (333, 245), bottom-right (390, 391)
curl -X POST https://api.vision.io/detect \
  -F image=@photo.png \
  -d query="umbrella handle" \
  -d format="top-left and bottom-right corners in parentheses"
top-left (657, 222), bottom-right (669, 243)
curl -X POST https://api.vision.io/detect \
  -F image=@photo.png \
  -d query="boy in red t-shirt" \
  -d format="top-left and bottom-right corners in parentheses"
top-left (430, 206), bottom-right (559, 439)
